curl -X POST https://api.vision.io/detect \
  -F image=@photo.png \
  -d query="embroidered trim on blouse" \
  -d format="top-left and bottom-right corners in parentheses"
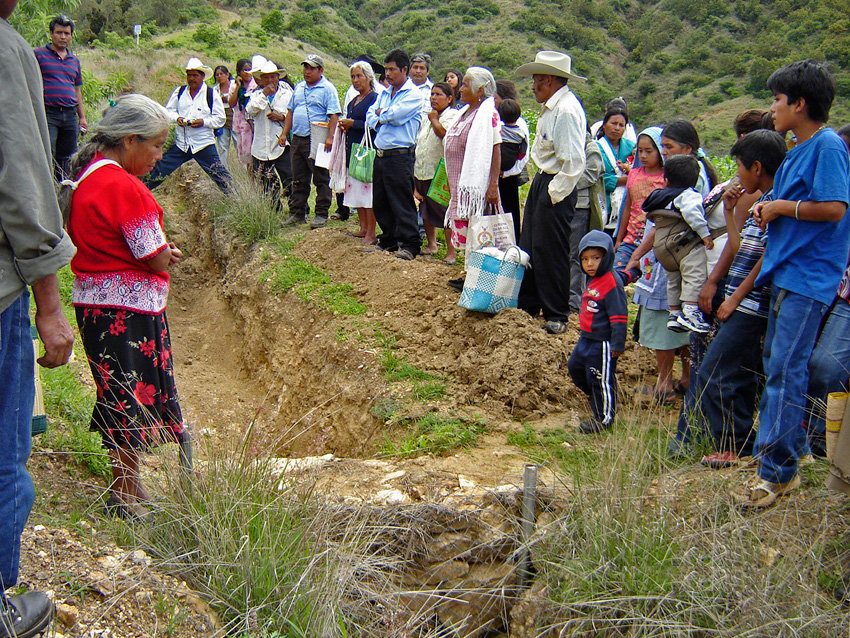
top-left (73, 271), bottom-right (169, 314)
top-left (121, 214), bottom-right (167, 261)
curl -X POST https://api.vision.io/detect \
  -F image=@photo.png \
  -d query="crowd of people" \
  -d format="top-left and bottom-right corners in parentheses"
top-left (2, 5), bottom-right (850, 632)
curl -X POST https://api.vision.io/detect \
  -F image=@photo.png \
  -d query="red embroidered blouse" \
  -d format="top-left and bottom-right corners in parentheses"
top-left (67, 154), bottom-right (169, 314)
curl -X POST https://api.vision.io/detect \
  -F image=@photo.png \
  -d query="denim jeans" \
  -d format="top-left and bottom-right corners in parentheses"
top-left (698, 310), bottom-right (767, 456)
top-left (45, 105), bottom-right (79, 181)
top-left (144, 143), bottom-right (232, 193)
top-left (805, 299), bottom-right (850, 455)
top-left (0, 290), bottom-right (36, 593)
top-left (755, 288), bottom-right (826, 483)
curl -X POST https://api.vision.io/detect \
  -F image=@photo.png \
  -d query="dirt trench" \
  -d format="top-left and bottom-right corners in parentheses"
top-left (162, 175), bottom-right (650, 466)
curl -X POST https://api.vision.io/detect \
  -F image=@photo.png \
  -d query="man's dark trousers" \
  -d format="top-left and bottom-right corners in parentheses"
top-left (45, 105), bottom-right (78, 181)
top-left (289, 134), bottom-right (331, 220)
top-left (518, 171), bottom-right (576, 322)
top-left (373, 151), bottom-right (419, 254)
top-left (145, 143), bottom-right (231, 193)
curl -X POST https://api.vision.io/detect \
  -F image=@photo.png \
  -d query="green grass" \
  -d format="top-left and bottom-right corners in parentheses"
top-left (507, 424), bottom-right (601, 474)
top-left (380, 412), bottom-right (486, 458)
top-left (262, 235), bottom-right (368, 316)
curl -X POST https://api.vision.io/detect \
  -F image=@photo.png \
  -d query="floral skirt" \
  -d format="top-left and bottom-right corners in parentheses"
top-left (76, 306), bottom-right (185, 451)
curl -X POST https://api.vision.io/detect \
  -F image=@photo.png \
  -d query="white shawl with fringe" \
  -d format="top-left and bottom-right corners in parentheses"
top-left (446, 96), bottom-right (501, 220)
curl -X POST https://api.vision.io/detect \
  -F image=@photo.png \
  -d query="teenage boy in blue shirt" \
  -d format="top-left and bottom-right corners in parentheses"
top-left (733, 60), bottom-right (850, 508)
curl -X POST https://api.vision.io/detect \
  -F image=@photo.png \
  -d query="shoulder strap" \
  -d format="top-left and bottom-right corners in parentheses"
top-left (177, 85), bottom-right (213, 111)
top-left (598, 137), bottom-right (617, 170)
top-left (61, 159), bottom-right (122, 191)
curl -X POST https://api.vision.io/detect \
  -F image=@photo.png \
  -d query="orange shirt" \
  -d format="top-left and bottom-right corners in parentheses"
top-left (623, 166), bottom-right (664, 245)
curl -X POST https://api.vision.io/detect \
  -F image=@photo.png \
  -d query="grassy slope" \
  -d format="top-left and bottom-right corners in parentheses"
top-left (80, 0), bottom-right (849, 155)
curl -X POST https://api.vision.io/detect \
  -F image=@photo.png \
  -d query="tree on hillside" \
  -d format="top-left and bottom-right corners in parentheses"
top-left (9, 0), bottom-right (81, 45)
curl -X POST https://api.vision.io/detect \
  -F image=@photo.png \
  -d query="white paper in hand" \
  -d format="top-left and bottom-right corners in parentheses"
top-left (314, 144), bottom-right (333, 169)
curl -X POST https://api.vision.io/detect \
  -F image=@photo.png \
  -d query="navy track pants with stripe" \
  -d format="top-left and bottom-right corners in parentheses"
top-left (568, 336), bottom-right (618, 425)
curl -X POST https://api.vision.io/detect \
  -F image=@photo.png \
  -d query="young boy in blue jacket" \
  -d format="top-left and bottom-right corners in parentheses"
top-left (568, 230), bottom-right (628, 433)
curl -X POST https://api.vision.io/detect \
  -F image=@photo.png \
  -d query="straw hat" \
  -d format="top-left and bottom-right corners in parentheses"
top-left (252, 59), bottom-right (286, 79)
top-left (250, 54), bottom-right (268, 72)
top-left (515, 51), bottom-right (586, 81)
top-left (184, 57), bottom-right (213, 78)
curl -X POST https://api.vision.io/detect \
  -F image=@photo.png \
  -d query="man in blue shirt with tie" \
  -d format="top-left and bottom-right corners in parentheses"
top-left (365, 49), bottom-right (424, 260)
top-left (279, 54), bottom-right (340, 228)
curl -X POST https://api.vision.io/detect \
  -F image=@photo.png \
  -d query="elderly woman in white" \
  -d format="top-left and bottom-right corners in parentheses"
top-left (443, 67), bottom-right (502, 256)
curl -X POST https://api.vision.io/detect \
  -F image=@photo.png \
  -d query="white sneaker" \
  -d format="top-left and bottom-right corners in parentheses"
top-left (677, 304), bottom-right (710, 333)
top-left (667, 311), bottom-right (686, 333)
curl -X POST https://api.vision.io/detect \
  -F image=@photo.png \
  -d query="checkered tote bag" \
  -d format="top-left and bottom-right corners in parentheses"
top-left (459, 246), bottom-right (526, 314)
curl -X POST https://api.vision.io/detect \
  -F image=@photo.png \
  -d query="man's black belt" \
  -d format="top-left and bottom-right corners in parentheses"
top-left (45, 104), bottom-right (77, 111)
top-left (375, 147), bottom-right (414, 157)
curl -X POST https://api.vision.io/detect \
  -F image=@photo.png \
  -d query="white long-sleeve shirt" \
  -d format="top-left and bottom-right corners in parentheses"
top-left (530, 84), bottom-right (586, 204)
top-left (246, 85), bottom-right (293, 161)
top-left (164, 84), bottom-right (225, 153)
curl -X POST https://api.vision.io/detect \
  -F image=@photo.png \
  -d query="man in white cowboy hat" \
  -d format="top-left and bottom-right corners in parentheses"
top-left (515, 50), bottom-right (588, 335)
top-left (278, 53), bottom-right (340, 228)
top-left (145, 57), bottom-right (232, 193)
top-left (246, 59), bottom-right (293, 211)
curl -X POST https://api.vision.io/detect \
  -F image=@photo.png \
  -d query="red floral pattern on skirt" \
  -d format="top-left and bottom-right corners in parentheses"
top-left (76, 306), bottom-right (185, 451)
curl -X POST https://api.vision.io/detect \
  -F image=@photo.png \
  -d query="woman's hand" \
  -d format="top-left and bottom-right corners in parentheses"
top-left (234, 76), bottom-right (243, 89)
top-left (427, 109), bottom-right (440, 123)
top-left (485, 182), bottom-right (499, 205)
top-left (168, 242), bottom-right (182, 266)
top-left (616, 160), bottom-right (631, 174)
top-left (338, 118), bottom-right (354, 131)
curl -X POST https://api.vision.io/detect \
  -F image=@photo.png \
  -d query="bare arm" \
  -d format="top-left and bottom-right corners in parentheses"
top-left (486, 144), bottom-right (501, 205)
top-left (278, 110), bottom-right (293, 146)
top-left (325, 113), bottom-right (339, 151)
top-left (615, 189), bottom-right (632, 247)
top-left (716, 256), bottom-right (764, 322)
top-left (754, 199), bottom-right (846, 229)
top-left (626, 226), bottom-right (656, 270)
top-left (74, 85), bottom-right (87, 131)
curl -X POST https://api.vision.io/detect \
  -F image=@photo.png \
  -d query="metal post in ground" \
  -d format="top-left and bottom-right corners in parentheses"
top-left (519, 463), bottom-right (538, 586)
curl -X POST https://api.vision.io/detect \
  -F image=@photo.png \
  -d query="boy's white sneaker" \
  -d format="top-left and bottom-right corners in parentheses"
top-left (677, 304), bottom-right (710, 333)
top-left (667, 310), bottom-right (687, 333)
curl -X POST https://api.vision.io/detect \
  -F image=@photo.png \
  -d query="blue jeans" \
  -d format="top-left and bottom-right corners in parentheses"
top-left (698, 310), bottom-right (766, 456)
top-left (144, 143), bottom-right (232, 193)
top-left (0, 290), bottom-right (36, 593)
top-left (755, 288), bottom-right (826, 483)
top-left (805, 299), bottom-right (850, 455)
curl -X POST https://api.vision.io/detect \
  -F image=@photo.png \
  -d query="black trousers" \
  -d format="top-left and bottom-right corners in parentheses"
top-left (252, 148), bottom-right (292, 212)
top-left (45, 105), bottom-right (78, 181)
top-left (289, 134), bottom-right (331, 218)
top-left (498, 175), bottom-right (522, 241)
top-left (518, 171), bottom-right (576, 322)
top-left (373, 152), bottom-right (419, 254)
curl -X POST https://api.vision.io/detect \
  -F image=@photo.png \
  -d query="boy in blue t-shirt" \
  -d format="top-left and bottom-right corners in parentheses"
top-left (732, 60), bottom-right (850, 508)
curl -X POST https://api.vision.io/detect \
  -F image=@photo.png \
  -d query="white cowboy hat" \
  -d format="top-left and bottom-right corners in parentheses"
top-left (251, 59), bottom-right (286, 79)
top-left (250, 54), bottom-right (268, 72)
top-left (515, 51), bottom-right (586, 81)
top-left (184, 57), bottom-right (213, 78)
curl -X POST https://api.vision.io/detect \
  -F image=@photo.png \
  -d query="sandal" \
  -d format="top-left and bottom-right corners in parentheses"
top-left (731, 473), bottom-right (800, 509)
top-left (103, 494), bottom-right (136, 520)
top-left (421, 246), bottom-right (439, 255)
top-left (444, 257), bottom-right (457, 266)
top-left (701, 451), bottom-right (739, 468)
top-left (673, 380), bottom-right (689, 395)
top-left (653, 390), bottom-right (677, 406)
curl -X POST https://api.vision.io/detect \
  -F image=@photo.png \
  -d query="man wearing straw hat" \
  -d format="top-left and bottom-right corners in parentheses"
top-left (1, 0), bottom-right (76, 633)
top-left (278, 54), bottom-right (340, 228)
top-left (515, 51), bottom-right (587, 335)
top-left (246, 59), bottom-right (293, 212)
top-left (145, 57), bottom-right (232, 193)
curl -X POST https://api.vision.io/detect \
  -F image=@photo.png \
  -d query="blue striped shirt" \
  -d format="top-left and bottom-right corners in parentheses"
top-left (33, 44), bottom-right (82, 107)
top-left (726, 189), bottom-right (773, 318)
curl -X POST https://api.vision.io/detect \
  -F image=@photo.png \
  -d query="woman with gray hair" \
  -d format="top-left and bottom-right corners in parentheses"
top-left (443, 66), bottom-right (502, 270)
top-left (338, 61), bottom-right (379, 244)
top-left (61, 94), bottom-right (187, 519)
